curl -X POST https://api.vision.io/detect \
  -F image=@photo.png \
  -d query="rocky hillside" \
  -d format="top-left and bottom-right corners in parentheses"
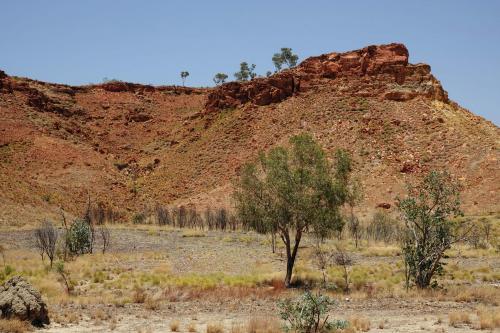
top-left (0, 43), bottom-right (498, 225)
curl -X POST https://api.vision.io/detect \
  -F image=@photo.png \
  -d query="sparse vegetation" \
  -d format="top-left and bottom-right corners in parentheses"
top-left (272, 48), bottom-right (299, 72)
top-left (234, 62), bottom-right (256, 81)
top-left (213, 73), bottom-right (228, 85)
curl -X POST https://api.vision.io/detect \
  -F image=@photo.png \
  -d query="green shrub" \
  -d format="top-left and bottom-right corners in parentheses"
top-left (67, 219), bottom-right (92, 255)
top-left (278, 291), bottom-right (348, 333)
top-left (132, 212), bottom-right (146, 224)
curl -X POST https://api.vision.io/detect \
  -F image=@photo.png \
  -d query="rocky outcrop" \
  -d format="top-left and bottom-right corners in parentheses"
top-left (206, 72), bottom-right (297, 110)
top-left (96, 81), bottom-right (206, 95)
top-left (0, 276), bottom-right (49, 327)
top-left (205, 43), bottom-right (448, 111)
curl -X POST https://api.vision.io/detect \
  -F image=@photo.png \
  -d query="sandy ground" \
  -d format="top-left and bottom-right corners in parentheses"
top-left (2, 227), bottom-right (499, 332)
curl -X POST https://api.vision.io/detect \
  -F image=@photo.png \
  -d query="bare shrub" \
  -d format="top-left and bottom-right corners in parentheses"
top-left (348, 215), bottom-right (362, 248)
top-left (177, 206), bottom-right (187, 228)
top-left (366, 211), bottom-right (399, 243)
top-left (313, 240), bottom-right (334, 288)
top-left (98, 225), bottom-right (111, 254)
top-left (55, 261), bottom-right (73, 295)
top-left (205, 207), bottom-right (215, 230)
top-left (215, 208), bottom-right (228, 230)
top-left (33, 220), bottom-right (58, 267)
top-left (156, 205), bottom-right (171, 226)
top-left (334, 244), bottom-right (353, 293)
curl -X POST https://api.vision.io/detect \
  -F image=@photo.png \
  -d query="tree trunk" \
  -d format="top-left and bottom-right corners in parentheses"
top-left (284, 255), bottom-right (295, 288)
top-left (271, 232), bottom-right (276, 254)
top-left (283, 230), bottom-right (302, 288)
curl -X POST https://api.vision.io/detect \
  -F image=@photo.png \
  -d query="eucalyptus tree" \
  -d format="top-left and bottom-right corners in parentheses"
top-left (234, 134), bottom-right (352, 287)
top-left (398, 170), bottom-right (467, 289)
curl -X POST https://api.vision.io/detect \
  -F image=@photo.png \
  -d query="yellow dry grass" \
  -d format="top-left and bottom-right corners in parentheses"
top-left (206, 323), bottom-right (224, 333)
top-left (170, 319), bottom-right (180, 332)
top-left (0, 319), bottom-right (33, 333)
top-left (448, 311), bottom-right (472, 327)
top-left (349, 315), bottom-right (371, 332)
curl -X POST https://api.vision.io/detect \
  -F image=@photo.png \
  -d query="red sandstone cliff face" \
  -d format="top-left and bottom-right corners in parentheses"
top-left (0, 43), bottom-right (498, 225)
top-left (205, 43), bottom-right (448, 111)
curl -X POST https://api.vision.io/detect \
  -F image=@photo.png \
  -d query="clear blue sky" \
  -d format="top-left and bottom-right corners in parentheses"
top-left (2, 1), bottom-right (499, 125)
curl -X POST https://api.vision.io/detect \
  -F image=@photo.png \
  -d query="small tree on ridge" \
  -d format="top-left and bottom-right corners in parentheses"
top-left (213, 72), bottom-right (228, 85)
top-left (272, 47), bottom-right (299, 72)
top-left (180, 71), bottom-right (189, 86)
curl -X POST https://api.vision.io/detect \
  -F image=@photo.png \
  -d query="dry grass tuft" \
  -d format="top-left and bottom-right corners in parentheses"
top-left (448, 285), bottom-right (500, 305)
top-left (476, 307), bottom-right (500, 330)
top-left (144, 296), bottom-right (160, 310)
top-left (66, 311), bottom-right (79, 324)
top-left (448, 311), bottom-right (471, 327)
top-left (132, 287), bottom-right (147, 304)
top-left (170, 320), bottom-right (180, 332)
top-left (349, 315), bottom-right (370, 332)
top-left (246, 317), bottom-right (281, 333)
top-left (188, 322), bottom-right (197, 332)
top-left (206, 323), bottom-right (224, 333)
top-left (0, 319), bottom-right (33, 333)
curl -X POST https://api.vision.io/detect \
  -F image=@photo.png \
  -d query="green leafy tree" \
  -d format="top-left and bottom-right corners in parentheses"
top-left (397, 170), bottom-right (468, 289)
top-left (234, 62), bottom-right (256, 81)
top-left (234, 133), bottom-right (352, 287)
top-left (213, 72), bottom-right (228, 85)
top-left (272, 47), bottom-right (299, 72)
top-left (180, 71), bottom-right (189, 86)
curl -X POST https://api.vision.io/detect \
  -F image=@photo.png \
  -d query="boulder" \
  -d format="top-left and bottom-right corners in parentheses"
top-left (0, 276), bottom-right (49, 327)
top-left (376, 202), bottom-right (392, 209)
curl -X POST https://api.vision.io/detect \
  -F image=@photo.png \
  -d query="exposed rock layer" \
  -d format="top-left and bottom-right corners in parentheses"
top-left (206, 43), bottom-right (448, 111)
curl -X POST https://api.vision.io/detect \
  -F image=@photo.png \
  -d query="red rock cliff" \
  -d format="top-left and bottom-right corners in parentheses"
top-left (205, 43), bottom-right (448, 111)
